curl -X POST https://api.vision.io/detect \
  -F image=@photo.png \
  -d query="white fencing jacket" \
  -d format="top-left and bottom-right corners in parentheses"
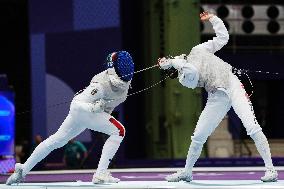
top-left (72, 68), bottom-right (130, 114)
top-left (171, 16), bottom-right (232, 93)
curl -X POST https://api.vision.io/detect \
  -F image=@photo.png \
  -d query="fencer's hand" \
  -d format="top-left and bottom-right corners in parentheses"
top-left (200, 11), bottom-right (214, 22)
top-left (158, 57), bottom-right (172, 70)
top-left (91, 99), bottom-right (106, 113)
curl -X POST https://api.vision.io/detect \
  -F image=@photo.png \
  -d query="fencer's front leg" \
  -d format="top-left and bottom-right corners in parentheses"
top-left (93, 135), bottom-right (124, 184)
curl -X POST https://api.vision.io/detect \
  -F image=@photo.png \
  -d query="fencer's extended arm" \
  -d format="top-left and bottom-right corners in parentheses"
top-left (171, 58), bottom-right (199, 89)
top-left (158, 55), bottom-right (199, 88)
top-left (195, 16), bottom-right (229, 53)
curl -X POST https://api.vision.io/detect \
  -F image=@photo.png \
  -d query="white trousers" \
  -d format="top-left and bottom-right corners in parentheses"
top-left (191, 73), bottom-right (261, 144)
top-left (185, 73), bottom-right (274, 172)
top-left (22, 101), bottom-right (125, 175)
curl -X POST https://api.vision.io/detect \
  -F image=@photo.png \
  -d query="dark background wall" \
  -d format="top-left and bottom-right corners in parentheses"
top-left (0, 0), bottom-right (30, 144)
top-left (29, 0), bottom-right (123, 138)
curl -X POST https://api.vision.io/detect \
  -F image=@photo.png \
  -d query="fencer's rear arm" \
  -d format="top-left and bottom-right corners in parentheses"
top-left (195, 16), bottom-right (229, 53)
top-left (72, 83), bottom-right (105, 113)
top-left (72, 99), bottom-right (105, 113)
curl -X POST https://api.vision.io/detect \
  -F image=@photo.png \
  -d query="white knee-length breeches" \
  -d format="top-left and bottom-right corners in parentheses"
top-left (191, 73), bottom-right (262, 144)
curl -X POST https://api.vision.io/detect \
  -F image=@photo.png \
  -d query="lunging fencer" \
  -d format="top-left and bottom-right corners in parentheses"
top-left (6, 51), bottom-right (134, 185)
top-left (158, 11), bottom-right (278, 182)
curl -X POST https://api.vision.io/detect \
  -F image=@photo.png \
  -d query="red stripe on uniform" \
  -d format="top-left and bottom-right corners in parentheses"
top-left (109, 117), bottom-right (125, 137)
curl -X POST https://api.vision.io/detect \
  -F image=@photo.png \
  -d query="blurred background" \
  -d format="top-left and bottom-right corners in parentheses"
top-left (1, 0), bottom-right (284, 173)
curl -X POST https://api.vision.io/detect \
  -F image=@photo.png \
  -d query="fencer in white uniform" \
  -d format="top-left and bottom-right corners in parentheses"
top-left (159, 12), bottom-right (278, 182)
top-left (6, 51), bottom-right (134, 185)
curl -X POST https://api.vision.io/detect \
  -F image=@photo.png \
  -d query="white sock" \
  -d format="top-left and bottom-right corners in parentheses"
top-left (184, 141), bottom-right (203, 174)
top-left (251, 131), bottom-right (274, 169)
top-left (96, 135), bottom-right (123, 174)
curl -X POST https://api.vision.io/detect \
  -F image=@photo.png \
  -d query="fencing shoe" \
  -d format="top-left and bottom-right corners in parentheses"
top-left (92, 170), bottom-right (120, 184)
top-left (261, 168), bottom-right (278, 182)
top-left (6, 163), bottom-right (25, 185)
top-left (166, 170), bottom-right (193, 182)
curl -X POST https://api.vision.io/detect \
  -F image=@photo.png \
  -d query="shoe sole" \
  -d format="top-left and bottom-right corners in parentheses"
top-left (93, 179), bottom-right (120, 184)
top-left (6, 166), bottom-right (24, 185)
top-left (261, 178), bottom-right (278, 182)
top-left (166, 178), bottom-right (192, 182)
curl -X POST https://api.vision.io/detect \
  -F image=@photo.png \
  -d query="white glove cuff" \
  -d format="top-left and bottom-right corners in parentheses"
top-left (171, 59), bottom-right (186, 71)
top-left (159, 58), bottom-right (172, 70)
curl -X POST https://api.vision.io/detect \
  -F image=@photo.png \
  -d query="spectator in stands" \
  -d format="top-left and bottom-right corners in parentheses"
top-left (63, 139), bottom-right (87, 169)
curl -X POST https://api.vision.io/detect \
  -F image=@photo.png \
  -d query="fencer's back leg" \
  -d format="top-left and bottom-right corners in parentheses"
top-left (22, 114), bottom-right (85, 175)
